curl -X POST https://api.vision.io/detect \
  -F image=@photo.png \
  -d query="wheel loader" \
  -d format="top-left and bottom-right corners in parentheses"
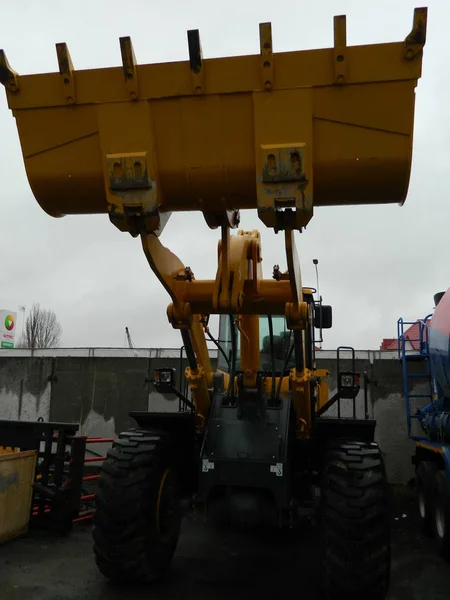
top-left (1, 7), bottom-right (427, 599)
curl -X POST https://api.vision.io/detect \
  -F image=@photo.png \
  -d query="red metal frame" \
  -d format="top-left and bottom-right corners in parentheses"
top-left (74, 436), bottom-right (113, 523)
top-left (33, 434), bottom-right (114, 525)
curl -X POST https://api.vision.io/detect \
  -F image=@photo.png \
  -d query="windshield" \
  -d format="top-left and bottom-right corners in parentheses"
top-left (217, 315), bottom-right (295, 374)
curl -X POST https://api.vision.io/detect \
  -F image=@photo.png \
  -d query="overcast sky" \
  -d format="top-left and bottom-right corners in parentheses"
top-left (0, 0), bottom-right (448, 351)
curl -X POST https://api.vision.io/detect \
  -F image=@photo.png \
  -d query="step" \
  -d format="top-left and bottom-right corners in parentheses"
top-left (406, 373), bottom-right (430, 379)
top-left (404, 354), bottom-right (429, 361)
top-left (408, 394), bottom-right (432, 399)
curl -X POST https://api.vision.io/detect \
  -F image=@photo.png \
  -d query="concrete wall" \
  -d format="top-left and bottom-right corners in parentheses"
top-left (0, 357), bottom-right (51, 421)
top-left (0, 348), bottom-right (425, 484)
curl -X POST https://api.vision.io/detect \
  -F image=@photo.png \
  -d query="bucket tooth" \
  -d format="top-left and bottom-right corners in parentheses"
top-left (0, 50), bottom-right (19, 92)
top-left (333, 15), bottom-right (347, 84)
top-left (259, 22), bottom-right (273, 91)
top-left (187, 29), bottom-right (203, 94)
top-left (56, 42), bottom-right (76, 104)
top-left (404, 7), bottom-right (428, 59)
top-left (119, 36), bottom-right (138, 100)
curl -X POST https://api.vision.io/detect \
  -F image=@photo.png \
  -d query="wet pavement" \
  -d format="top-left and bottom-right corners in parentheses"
top-left (1, 489), bottom-right (449, 600)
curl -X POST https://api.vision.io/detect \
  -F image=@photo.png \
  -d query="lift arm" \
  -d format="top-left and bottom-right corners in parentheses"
top-left (140, 232), bottom-right (212, 425)
top-left (142, 219), bottom-right (318, 434)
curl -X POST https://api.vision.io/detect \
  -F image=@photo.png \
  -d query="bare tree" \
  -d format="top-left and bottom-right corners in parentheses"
top-left (18, 303), bottom-right (62, 349)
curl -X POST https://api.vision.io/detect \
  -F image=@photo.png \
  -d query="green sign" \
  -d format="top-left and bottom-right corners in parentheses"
top-left (1, 341), bottom-right (14, 349)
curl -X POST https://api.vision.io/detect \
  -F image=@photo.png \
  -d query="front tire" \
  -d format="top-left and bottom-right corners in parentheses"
top-left (416, 460), bottom-right (438, 535)
top-left (432, 469), bottom-right (450, 560)
top-left (320, 440), bottom-right (391, 600)
top-left (93, 428), bottom-right (182, 583)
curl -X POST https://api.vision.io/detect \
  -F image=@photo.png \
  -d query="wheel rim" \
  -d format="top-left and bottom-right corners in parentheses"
top-left (435, 492), bottom-right (446, 539)
top-left (418, 487), bottom-right (426, 519)
top-left (156, 469), bottom-right (179, 544)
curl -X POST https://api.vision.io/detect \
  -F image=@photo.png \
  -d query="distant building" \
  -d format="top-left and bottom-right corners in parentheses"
top-left (380, 318), bottom-right (431, 352)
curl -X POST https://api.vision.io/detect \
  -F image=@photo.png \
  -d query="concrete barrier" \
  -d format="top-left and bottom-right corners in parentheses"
top-left (0, 348), bottom-right (421, 484)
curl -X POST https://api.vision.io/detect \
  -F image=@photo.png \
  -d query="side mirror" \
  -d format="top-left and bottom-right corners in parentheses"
top-left (314, 304), bottom-right (332, 329)
top-left (153, 367), bottom-right (176, 393)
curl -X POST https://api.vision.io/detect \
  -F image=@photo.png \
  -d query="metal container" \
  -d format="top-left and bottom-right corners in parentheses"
top-left (429, 287), bottom-right (450, 399)
top-left (0, 449), bottom-right (37, 544)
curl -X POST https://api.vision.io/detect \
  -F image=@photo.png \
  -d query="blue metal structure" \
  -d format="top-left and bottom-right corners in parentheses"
top-left (397, 315), bottom-right (433, 438)
top-left (398, 300), bottom-right (450, 499)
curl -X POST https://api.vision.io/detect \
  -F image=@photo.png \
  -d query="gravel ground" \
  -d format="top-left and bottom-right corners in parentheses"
top-left (1, 489), bottom-right (450, 600)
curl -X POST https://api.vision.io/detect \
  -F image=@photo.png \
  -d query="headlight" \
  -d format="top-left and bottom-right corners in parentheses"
top-left (340, 374), bottom-right (354, 387)
top-left (155, 368), bottom-right (175, 385)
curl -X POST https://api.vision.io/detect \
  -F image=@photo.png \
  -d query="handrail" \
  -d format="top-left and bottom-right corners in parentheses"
top-left (397, 314), bottom-right (432, 360)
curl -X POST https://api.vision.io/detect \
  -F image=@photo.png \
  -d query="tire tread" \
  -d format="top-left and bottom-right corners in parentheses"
top-left (92, 428), bottom-right (180, 583)
top-left (321, 440), bottom-right (390, 600)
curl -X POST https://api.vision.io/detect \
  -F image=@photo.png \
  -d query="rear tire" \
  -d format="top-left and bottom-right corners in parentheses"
top-left (320, 440), bottom-right (391, 600)
top-left (416, 460), bottom-right (438, 535)
top-left (93, 428), bottom-right (182, 583)
top-left (432, 469), bottom-right (450, 560)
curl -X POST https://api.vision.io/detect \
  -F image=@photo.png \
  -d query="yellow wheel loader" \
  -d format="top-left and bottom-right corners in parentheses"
top-left (1, 8), bottom-right (427, 599)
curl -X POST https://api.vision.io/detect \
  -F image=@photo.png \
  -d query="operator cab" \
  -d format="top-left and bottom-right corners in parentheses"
top-left (217, 315), bottom-right (296, 374)
top-left (216, 290), bottom-right (332, 375)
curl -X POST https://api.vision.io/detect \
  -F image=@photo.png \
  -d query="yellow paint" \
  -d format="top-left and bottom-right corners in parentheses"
top-left (290, 368), bottom-right (312, 435)
top-left (316, 374), bottom-right (330, 413)
top-left (156, 469), bottom-right (171, 543)
top-left (0, 450), bottom-right (37, 544)
top-left (0, 10), bottom-right (426, 229)
top-left (416, 442), bottom-right (445, 455)
top-left (237, 315), bottom-right (260, 388)
top-left (0, 446), bottom-right (19, 455)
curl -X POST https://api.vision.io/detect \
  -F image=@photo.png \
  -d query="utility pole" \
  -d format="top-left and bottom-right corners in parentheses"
top-left (313, 259), bottom-right (322, 350)
top-left (19, 305), bottom-right (26, 343)
top-left (125, 327), bottom-right (134, 349)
